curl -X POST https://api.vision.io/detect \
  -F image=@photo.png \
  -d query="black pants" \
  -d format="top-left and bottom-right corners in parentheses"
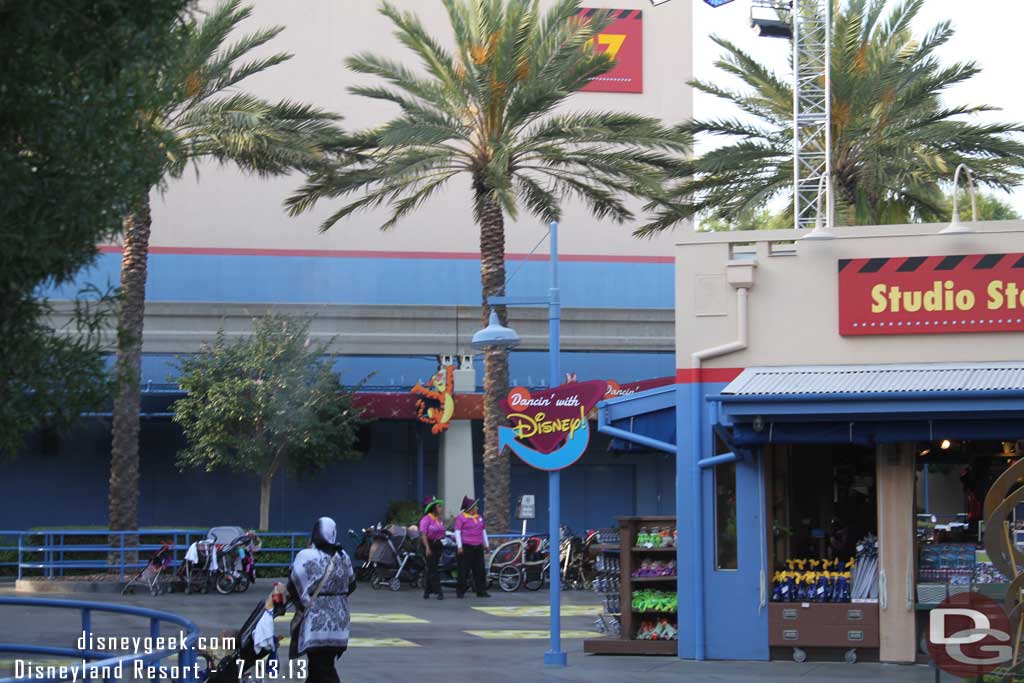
top-left (424, 539), bottom-right (443, 596)
top-left (305, 647), bottom-right (344, 683)
top-left (457, 544), bottom-right (487, 596)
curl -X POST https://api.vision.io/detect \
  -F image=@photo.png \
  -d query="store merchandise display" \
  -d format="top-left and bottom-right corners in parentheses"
top-left (584, 517), bottom-right (680, 655)
top-left (632, 589), bottom-right (678, 613)
top-left (974, 549), bottom-right (1010, 584)
top-left (635, 619), bottom-right (678, 641)
top-left (635, 527), bottom-right (676, 549)
top-left (918, 542), bottom-right (977, 585)
top-left (851, 534), bottom-right (879, 601)
top-left (632, 559), bottom-right (676, 578)
top-left (592, 527), bottom-right (622, 636)
top-left (771, 558), bottom-right (853, 603)
top-left (595, 554), bottom-right (620, 574)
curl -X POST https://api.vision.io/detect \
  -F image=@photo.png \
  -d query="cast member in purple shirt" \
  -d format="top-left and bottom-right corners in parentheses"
top-left (419, 495), bottom-right (446, 600)
top-left (454, 496), bottom-right (491, 598)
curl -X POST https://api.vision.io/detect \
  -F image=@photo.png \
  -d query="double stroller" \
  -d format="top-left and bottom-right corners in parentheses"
top-left (179, 526), bottom-right (262, 595)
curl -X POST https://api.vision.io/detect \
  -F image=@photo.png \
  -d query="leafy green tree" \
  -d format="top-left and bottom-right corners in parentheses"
top-left (109, 0), bottom-right (341, 535)
top-left (947, 191), bottom-right (1021, 222)
top-left (173, 316), bottom-right (365, 530)
top-left (645, 0), bottom-right (1024, 232)
top-left (0, 0), bottom-right (189, 456)
top-left (698, 207), bottom-right (790, 232)
top-left (286, 0), bottom-right (688, 532)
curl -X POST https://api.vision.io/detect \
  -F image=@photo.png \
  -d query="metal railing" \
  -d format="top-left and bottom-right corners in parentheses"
top-left (0, 529), bottom-right (309, 581)
top-left (0, 529), bottom-right (550, 582)
top-left (0, 597), bottom-right (201, 683)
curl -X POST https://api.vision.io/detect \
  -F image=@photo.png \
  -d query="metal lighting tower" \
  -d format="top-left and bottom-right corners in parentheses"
top-left (658, 0), bottom-right (833, 234)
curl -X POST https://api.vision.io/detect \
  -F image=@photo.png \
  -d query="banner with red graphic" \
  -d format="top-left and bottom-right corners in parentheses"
top-left (577, 8), bottom-right (643, 93)
top-left (838, 253), bottom-right (1024, 336)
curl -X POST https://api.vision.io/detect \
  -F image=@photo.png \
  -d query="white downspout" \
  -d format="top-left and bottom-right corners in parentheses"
top-left (691, 286), bottom-right (750, 368)
top-left (688, 261), bottom-right (755, 661)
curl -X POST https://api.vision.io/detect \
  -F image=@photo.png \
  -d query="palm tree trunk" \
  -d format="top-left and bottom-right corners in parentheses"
top-left (109, 196), bottom-right (152, 553)
top-left (259, 474), bottom-right (273, 531)
top-left (476, 182), bottom-right (511, 534)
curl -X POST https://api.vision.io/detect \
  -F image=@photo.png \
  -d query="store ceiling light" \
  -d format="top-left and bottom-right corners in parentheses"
top-left (918, 448), bottom-right (931, 457)
top-left (940, 439), bottom-right (952, 450)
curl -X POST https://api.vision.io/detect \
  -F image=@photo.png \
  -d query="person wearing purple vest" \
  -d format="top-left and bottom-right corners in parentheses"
top-left (454, 496), bottom-right (491, 598)
top-left (419, 495), bottom-right (446, 600)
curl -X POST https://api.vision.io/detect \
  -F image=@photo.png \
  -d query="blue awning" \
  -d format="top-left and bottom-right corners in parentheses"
top-left (597, 385), bottom-right (676, 454)
top-left (711, 362), bottom-right (1024, 446)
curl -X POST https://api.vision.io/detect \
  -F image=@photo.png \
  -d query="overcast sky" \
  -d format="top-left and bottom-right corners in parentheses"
top-left (689, 0), bottom-right (1024, 215)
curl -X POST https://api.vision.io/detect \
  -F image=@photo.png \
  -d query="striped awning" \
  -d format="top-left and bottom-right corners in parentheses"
top-left (722, 362), bottom-right (1024, 396)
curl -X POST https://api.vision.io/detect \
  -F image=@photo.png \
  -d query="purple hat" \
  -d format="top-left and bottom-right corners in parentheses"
top-left (423, 495), bottom-right (444, 514)
top-left (461, 496), bottom-right (479, 512)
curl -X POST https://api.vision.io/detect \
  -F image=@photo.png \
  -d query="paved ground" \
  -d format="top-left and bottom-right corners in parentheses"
top-left (0, 580), bottom-right (952, 682)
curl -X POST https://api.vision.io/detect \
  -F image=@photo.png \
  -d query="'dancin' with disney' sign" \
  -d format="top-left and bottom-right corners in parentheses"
top-left (499, 380), bottom-right (607, 471)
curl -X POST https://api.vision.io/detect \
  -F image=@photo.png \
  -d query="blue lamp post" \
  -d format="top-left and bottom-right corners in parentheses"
top-left (472, 220), bottom-right (565, 667)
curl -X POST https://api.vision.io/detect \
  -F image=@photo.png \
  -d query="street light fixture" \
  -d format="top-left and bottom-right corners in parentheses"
top-left (471, 310), bottom-right (521, 351)
top-left (940, 163), bottom-right (978, 235)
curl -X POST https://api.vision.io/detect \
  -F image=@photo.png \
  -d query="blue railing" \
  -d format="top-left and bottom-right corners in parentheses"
top-left (0, 529), bottom-right (309, 581)
top-left (0, 597), bottom-right (201, 683)
top-left (0, 529), bottom-right (547, 582)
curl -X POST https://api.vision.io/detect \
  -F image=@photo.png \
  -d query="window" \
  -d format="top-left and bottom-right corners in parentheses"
top-left (715, 460), bottom-right (738, 570)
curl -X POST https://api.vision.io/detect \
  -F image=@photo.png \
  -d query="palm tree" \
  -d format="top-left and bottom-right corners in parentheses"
top-left (286, 0), bottom-right (688, 532)
top-left (645, 0), bottom-right (1024, 232)
top-left (109, 0), bottom-right (340, 536)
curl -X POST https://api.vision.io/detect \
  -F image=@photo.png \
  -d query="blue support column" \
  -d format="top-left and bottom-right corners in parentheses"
top-left (544, 221), bottom-right (566, 668)
top-left (690, 378), bottom-right (705, 660)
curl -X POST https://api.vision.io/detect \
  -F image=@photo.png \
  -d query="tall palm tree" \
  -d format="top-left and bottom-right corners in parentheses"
top-left (645, 0), bottom-right (1024, 233)
top-left (109, 0), bottom-right (340, 536)
top-left (286, 0), bottom-right (688, 532)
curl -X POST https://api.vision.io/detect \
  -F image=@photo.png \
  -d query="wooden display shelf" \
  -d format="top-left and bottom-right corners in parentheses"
top-left (633, 610), bottom-right (678, 615)
top-left (583, 515), bottom-right (680, 656)
top-left (584, 637), bottom-right (678, 655)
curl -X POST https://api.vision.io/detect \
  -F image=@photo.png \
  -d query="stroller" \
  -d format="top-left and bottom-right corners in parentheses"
top-left (217, 529), bottom-right (261, 594)
top-left (122, 542), bottom-right (174, 596)
top-left (200, 585), bottom-right (286, 682)
top-left (179, 526), bottom-right (260, 595)
top-left (488, 535), bottom-right (550, 592)
top-left (368, 523), bottom-right (424, 591)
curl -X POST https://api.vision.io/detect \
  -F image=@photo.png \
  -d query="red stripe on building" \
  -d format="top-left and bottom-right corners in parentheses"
top-left (96, 245), bottom-right (673, 264)
top-left (675, 368), bottom-right (744, 384)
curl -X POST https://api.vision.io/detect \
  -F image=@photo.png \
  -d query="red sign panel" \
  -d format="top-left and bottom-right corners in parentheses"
top-left (838, 254), bottom-right (1024, 336)
top-left (578, 8), bottom-right (643, 93)
top-left (502, 381), bottom-right (607, 454)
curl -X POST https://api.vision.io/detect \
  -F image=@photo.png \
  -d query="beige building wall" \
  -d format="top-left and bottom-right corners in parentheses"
top-left (675, 221), bottom-right (1024, 370)
top-left (146, 0), bottom-right (693, 258)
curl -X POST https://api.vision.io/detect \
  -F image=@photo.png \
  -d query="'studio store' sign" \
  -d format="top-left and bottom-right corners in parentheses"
top-left (838, 253), bottom-right (1024, 336)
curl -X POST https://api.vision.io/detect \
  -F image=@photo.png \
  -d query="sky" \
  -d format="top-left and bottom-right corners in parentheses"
top-left (688, 0), bottom-right (1024, 215)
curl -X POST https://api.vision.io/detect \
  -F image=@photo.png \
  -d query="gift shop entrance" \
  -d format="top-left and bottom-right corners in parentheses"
top-left (764, 443), bottom-right (880, 663)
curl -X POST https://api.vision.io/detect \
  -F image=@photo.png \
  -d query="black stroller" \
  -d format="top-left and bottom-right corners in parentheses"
top-left (199, 589), bottom-right (286, 683)
top-left (368, 523), bottom-right (424, 591)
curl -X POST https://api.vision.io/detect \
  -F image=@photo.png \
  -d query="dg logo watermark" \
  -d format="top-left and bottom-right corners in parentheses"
top-left (927, 592), bottom-right (1013, 678)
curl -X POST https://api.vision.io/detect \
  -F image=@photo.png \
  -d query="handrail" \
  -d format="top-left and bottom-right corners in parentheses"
top-left (0, 597), bottom-right (201, 683)
top-left (0, 529), bottom-right (547, 580)
top-left (0, 529), bottom-right (309, 580)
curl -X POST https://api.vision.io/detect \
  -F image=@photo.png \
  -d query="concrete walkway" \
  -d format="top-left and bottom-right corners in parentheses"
top-left (0, 581), bottom-right (950, 682)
